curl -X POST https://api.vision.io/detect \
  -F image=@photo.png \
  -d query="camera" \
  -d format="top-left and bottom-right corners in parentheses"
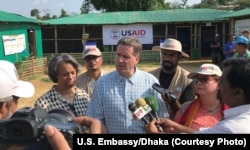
top-left (0, 107), bottom-right (83, 149)
top-left (152, 83), bottom-right (177, 100)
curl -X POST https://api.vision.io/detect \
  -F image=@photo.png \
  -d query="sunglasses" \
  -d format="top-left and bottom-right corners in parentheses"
top-left (194, 76), bottom-right (215, 84)
top-left (84, 56), bottom-right (100, 62)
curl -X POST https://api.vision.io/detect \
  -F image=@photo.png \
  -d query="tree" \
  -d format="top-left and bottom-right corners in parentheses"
top-left (81, 0), bottom-right (172, 12)
top-left (60, 9), bottom-right (68, 17)
top-left (192, 0), bottom-right (218, 8)
top-left (192, 0), bottom-right (250, 10)
top-left (81, 0), bottom-right (91, 14)
top-left (236, 0), bottom-right (250, 10)
top-left (30, 9), bottom-right (41, 19)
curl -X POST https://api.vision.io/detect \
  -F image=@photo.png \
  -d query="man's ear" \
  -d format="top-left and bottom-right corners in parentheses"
top-left (234, 88), bottom-right (245, 104)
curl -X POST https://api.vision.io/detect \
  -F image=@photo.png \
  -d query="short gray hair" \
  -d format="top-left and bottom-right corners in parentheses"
top-left (117, 36), bottom-right (142, 56)
top-left (48, 53), bottom-right (81, 83)
top-left (0, 96), bottom-right (13, 103)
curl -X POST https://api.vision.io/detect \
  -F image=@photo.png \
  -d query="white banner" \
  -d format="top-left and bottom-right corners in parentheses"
top-left (235, 19), bottom-right (250, 39)
top-left (2, 34), bottom-right (26, 55)
top-left (102, 24), bottom-right (153, 45)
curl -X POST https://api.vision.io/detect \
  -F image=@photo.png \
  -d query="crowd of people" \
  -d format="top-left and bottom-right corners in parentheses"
top-left (211, 32), bottom-right (250, 67)
top-left (0, 35), bottom-right (250, 149)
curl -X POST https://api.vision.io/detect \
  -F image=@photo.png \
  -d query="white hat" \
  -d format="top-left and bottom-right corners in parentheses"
top-left (0, 60), bottom-right (35, 102)
top-left (188, 63), bottom-right (222, 79)
top-left (82, 47), bottom-right (102, 59)
top-left (160, 38), bottom-right (189, 57)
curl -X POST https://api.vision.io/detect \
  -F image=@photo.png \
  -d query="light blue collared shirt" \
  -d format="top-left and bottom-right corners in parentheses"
top-left (86, 68), bottom-right (169, 133)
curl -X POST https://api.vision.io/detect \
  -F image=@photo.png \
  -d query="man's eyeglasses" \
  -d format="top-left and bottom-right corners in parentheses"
top-left (194, 76), bottom-right (215, 84)
top-left (84, 56), bottom-right (100, 62)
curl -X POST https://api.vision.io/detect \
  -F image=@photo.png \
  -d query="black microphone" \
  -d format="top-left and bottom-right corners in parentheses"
top-left (128, 102), bottom-right (149, 124)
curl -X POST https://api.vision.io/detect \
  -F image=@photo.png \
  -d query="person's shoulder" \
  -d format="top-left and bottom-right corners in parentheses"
top-left (77, 71), bottom-right (87, 78)
top-left (137, 69), bottom-right (156, 76)
top-left (148, 67), bottom-right (161, 74)
top-left (75, 72), bottom-right (87, 83)
top-left (180, 100), bottom-right (193, 114)
top-left (178, 66), bottom-right (191, 76)
top-left (98, 70), bottom-right (117, 81)
top-left (137, 69), bottom-right (159, 83)
top-left (75, 86), bottom-right (90, 98)
top-left (37, 86), bottom-right (55, 99)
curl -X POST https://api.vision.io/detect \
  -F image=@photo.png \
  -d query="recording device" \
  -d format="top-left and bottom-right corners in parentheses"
top-left (135, 98), bottom-right (154, 121)
top-left (129, 98), bottom-right (163, 132)
top-left (144, 95), bottom-right (163, 132)
top-left (144, 95), bottom-right (159, 120)
top-left (128, 101), bottom-right (150, 124)
top-left (152, 83), bottom-right (177, 100)
top-left (0, 107), bottom-right (83, 150)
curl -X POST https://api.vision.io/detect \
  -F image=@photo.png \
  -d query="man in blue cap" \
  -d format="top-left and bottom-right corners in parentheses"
top-left (232, 35), bottom-right (250, 59)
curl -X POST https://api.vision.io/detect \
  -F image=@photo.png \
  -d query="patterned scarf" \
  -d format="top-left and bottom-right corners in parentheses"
top-left (179, 98), bottom-right (229, 127)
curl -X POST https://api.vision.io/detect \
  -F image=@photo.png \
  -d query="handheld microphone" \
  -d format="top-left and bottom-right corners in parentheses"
top-left (135, 98), bottom-right (154, 121)
top-left (128, 102), bottom-right (149, 124)
top-left (144, 95), bottom-right (160, 120)
top-left (144, 95), bottom-right (163, 132)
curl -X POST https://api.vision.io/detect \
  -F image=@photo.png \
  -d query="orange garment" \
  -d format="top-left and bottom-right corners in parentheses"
top-left (179, 98), bottom-right (229, 129)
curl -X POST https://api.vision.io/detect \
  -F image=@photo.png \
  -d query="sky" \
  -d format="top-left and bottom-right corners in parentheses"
top-left (0, 0), bottom-right (200, 18)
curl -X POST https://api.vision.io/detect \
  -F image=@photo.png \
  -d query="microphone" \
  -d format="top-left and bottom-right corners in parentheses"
top-left (135, 98), bottom-right (154, 121)
top-left (128, 102), bottom-right (149, 124)
top-left (144, 95), bottom-right (160, 120)
top-left (144, 95), bottom-right (163, 132)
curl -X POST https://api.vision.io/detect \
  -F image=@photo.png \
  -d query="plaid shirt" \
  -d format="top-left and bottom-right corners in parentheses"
top-left (34, 86), bottom-right (90, 116)
top-left (86, 69), bottom-right (169, 133)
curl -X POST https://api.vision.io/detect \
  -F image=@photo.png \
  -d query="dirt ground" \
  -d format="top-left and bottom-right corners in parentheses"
top-left (17, 59), bottom-right (211, 109)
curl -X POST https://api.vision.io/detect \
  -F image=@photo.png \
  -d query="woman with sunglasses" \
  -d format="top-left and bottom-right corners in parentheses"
top-left (144, 63), bottom-right (229, 133)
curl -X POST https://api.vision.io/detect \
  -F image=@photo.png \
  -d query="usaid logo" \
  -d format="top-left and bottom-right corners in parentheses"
top-left (110, 29), bottom-right (120, 40)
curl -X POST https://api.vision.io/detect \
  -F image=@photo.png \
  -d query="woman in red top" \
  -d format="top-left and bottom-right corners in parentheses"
top-left (144, 63), bottom-right (229, 133)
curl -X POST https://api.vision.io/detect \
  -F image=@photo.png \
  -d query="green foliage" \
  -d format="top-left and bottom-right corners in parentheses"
top-left (85, 0), bottom-right (172, 12)
top-left (30, 0), bottom-right (249, 18)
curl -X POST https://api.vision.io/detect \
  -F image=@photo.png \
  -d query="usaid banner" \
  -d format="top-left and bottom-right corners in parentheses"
top-left (235, 19), bottom-right (250, 39)
top-left (102, 24), bottom-right (153, 45)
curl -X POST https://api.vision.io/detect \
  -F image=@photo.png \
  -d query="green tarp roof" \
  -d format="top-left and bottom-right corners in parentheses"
top-left (45, 9), bottom-right (229, 25)
top-left (217, 7), bottom-right (250, 18)
top-left (0, 10), bottom-right (43, 24)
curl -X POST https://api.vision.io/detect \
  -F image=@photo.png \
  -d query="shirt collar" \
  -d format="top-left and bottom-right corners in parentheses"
top-left (116, 67), bottom-right (138, 84)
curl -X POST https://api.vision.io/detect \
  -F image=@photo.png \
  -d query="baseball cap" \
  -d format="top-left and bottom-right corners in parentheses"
top-left (82, 47), bottom-right (102, 59)
top-left (187, 63), bottom-right (222, 79)
top-left (0, 60), bottom-right (35, 102)
top-left (160, 38), bottom-right (190, 57)
top-left (233, 35), bottom-right (249, 45)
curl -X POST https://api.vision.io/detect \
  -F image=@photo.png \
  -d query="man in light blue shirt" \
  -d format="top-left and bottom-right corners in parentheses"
top-left (86, 36), bottom-right (169, 133)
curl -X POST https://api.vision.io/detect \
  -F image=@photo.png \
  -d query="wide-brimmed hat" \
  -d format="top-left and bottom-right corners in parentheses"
top-left (0, 60), bottom-right (35, 102)
top-left (160, 38), bottom-right (189, 57)
top-left (187, 63), bottom-right (222, 79)
top-left (82, 47), bottom-right (102, 59)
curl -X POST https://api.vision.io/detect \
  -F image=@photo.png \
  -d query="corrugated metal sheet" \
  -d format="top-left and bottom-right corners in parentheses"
top-left (0, 10), bottom-right (43, 24)
top-left (217, 8), bottom-right (250, 18)
top-left (45, 9), bottom-right (229, 25)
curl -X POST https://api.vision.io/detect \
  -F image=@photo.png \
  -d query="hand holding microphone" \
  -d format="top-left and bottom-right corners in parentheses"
top-left (144, 95), bottom-right (163, 132)
top-left (128, 97), bottom-right (163, 132)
